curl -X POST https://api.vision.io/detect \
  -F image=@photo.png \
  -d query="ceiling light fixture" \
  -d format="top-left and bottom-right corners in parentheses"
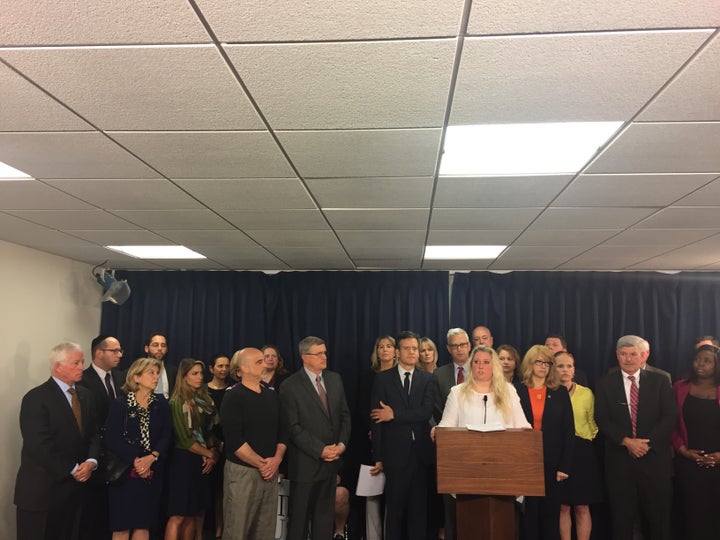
top-left (424, 245), bottom-right (506, 260)
top-left (440, 122), bottom-right (623, 175)
top-left (0, 161), bottom-right (32, 180)
top-left (105, 245), bottom-right (206, 259)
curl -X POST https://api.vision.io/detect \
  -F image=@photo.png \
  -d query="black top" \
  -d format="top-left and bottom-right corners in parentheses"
top-left (220, 384), bottom-right (287, 467)
top-left (684, 394), bottom-right (720, 452)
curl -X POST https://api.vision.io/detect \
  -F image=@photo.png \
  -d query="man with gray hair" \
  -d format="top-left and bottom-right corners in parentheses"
top-left (595, 335), bottom-right (675, 540)
top-left (280, 336), bottom-right (351, 540)
top-left (15, 342), bottom-right (101, 540)
top-left (637, 337), bottom-right (672, 384)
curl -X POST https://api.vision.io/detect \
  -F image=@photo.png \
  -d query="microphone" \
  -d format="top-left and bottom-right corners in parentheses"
top-left (483, 394), bottom-right (488, 424)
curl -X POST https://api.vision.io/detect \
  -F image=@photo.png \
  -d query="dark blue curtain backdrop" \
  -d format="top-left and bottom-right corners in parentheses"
top-left (100, 270), bottom-right (449, 411)
top-left (450, 271), bottom-right (720, 387)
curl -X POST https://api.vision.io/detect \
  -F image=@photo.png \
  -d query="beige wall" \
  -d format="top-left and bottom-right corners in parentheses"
top-left (0, 240), bottom-right (101, 535)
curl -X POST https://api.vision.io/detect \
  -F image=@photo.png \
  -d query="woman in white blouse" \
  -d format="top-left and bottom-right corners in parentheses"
top-left (435, 345), bottom-right (530, 431)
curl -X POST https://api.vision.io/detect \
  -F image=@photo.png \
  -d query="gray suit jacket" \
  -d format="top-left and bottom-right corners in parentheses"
top-left (280, 369), bottom-right (351, 483)
top-left (433, 362), bottom-right (459, 422)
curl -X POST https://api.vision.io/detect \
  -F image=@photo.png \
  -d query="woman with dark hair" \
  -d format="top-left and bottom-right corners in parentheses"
top-left (672, 344), bottom-right (720, 539)
top-left (205, 354), bottom-right (229, 540)
top-left (517, 345), bottom-right (574, 540)
top-left (555, 352), bottom-right (602, 540)
top-left (165, 358), bottom-right (219, 540)
top-left (496, 344), bottom-right (521, 383)
top-left (105, 357), bottom-right (172, 540)
top-left (261, 344), bottom-right (290, 390)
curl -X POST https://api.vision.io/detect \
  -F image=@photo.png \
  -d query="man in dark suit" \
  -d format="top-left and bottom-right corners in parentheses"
top-left (370, 331), bottom-right (436, 540)
top-left (434, 327), bottom-right (471, 422)
top-left (77, 335), bottom-right (125, 539)
top-left (144, 332), bottom-right (177, 398)
top-left (595, 335), bottom-right (676, 540)
top-left (280, 336), bottom-right (351, 540)
top-left (15, 341), bottom-right (101, 540)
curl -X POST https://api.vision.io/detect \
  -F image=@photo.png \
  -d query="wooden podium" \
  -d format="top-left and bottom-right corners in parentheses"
top-left (436, 428), bottom-right (544, 540)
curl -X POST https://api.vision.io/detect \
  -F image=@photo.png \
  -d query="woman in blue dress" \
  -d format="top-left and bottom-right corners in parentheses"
top-left (105, 357), bottom-right (172, 540)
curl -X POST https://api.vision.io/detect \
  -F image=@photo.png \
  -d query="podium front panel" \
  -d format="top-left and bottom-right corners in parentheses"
top-left (435, 428), bottom-right (544, 496)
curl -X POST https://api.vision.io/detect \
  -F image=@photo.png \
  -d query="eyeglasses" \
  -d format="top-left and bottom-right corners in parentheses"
top-left (448, 342), bottom-right (470, 350)
top-left (101, 348), bottom-right (124, 354)
top-left (305, 351), bottom-right (327, 357)
top-left (533, 359), bottom-right (553, 367)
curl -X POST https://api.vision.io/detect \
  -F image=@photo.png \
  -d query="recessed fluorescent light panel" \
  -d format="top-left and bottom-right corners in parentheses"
top-left (105, 245), bottom-right (206, 259)
top-left (0, 161), bottom-right (32, 180)
top-left (440, 122), bottom-right (623, 175)
top-left (425, 245), bottom-right (506, 260)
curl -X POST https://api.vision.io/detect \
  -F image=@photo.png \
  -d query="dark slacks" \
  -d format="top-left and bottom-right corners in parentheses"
top-left (17, 489), bottom-right (84, 540)
top-left (287, 475), bottom-right (335, 540)
top-left (384, 449), bottom-right (429, 540)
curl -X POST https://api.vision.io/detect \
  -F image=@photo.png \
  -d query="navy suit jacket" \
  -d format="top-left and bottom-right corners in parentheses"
top-left (15, 378), bottom-right (101, 511)
top-left (517, 383), bottom-right (575, 479)
top-left (371, 368), bottom-right (436, 468)
top-left (79, 365), bottom-right (125, 425)
top-left (595, 369), bottom-right (675, 478)
top-left (280, 369), bottom-right (351, 483)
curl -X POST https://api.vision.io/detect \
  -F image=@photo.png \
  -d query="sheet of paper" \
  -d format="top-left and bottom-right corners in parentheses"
top-left (356, 464), bottom-right (385, 496)
top-left (465, 422), bottom-right (506, 432)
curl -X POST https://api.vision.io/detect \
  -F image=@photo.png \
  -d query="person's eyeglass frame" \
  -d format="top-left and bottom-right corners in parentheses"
top-left (448, 342), bottom-right (470, 350)
top-left (101, 348), bottom-right (124, 355)
top-left (533, 359), bottom-right (553, 367)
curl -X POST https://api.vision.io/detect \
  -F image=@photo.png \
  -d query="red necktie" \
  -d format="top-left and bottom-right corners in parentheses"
top-left (628, 375), bottom-right (639, 438)
top-left (457, 366), bottom-right (464, 384)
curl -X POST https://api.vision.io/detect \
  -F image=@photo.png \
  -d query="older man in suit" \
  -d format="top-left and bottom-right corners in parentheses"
top-left (370, 330), bottom-right (436, 540)
top-left (15, 341), bottom-right (101, 540)
top-left (280, 336), bottom-right (351, 540)
top-left (595, 335), bottom-right (676, 540)
top-left (434, 328), bottom-right (471, 422)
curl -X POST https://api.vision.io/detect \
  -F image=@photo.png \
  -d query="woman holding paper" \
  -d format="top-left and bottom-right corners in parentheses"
top-left (434, 345), bottom-right (530, 431)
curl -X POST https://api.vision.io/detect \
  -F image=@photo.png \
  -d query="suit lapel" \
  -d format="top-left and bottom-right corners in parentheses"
top-left (300, 371), bottom-right (331, 418)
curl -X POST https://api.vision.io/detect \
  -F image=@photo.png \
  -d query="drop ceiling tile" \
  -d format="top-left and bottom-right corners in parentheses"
top-left (514, 229), bottom-right (620, 246)
top-left (159, 230), bottom-right (256, 247)
top-left (224, 40), bottom-right (454, 130)
top-left (451, 31), bottom-right (712, 124)
top-left (435, 176), bottom-right (572, 207)
top-left (218, 209), bottom-right (329, 230)
top-left (468, 0), bottom-right (720, 34)
top-left (2, 47), bottom-right (262, 131)
top-left (423, 260), bottom-right (492, 270)
top-left (587, 123), bottom-right (720, 174)
top-left (565, 244), bottom-right (675, 263)
top-left (245, 230), bottom-right (340, 248)
top-left (426, 229), bottom-right (521, 245)
top-left (530, 207), bottom-right (658, 229)
top-left (325, 209), bottom-right (429, 230)
top-left (44, 179), bottom-right (204, 210)
top-left (674, 176), bottom-right (720, 205)
top-left (111, 210), bottom-right (234, 230)
top-left (34, 243), bottom-right (152, 266)
top-left (555, 174), bottom-right (716, 207)
top-left (355, 259), bottom-right (422, 270)
top-left (630, 234), bottom-right (720, 269)
top-left (69, 229), bottom-right (171, 245)
top-left (0, 132), bottom-right (159, 179)
top-left (110, 132), bottom-right (293, 179)
top-left (197, 0), bottom-right (465, 41)
top-left (277, 129), bottom-right (441, 178)
top-left (634, 207), bottom-right (720, 229)
top-left (2, 0), bottom-right (209, 45)
top-left (188, 245), bottom-right (276, 261)
top-left (0, 63), bottom-right (90, 131)
top-left (0, 213), bottom-right (106, 247)
top-left (5, 209), bottom-right (140, 230)
top-left (490, 246), bottom-right (587, 269)
top-left (640, 34), bottom-right (720, 121)
top-left (346, 246), bottom-right (423, 259)
top-left (336, 230), bottom-right (426, 249)
top-left (603, 228), bottom-right (720, 246)
top-left (149, 258), bottom-right (229, 270)
top-left (0, 181), bottom-right (92, 210)
top-left (430, 208), bottom-right (543, 230)
top-left (218, 253), bottom-right (291, 270)
top-left (268, 248), bottom-right (354, 270)
top-left (174, 178), bottom-right (314, 210)
top-left (307, 177), bottom-right (433, 209)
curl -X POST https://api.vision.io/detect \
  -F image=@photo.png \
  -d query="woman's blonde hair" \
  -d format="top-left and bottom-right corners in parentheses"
top-left (122, 357), bottom-right (162, 394)
top-left (459, 345), bottom-right (513, 423)
top-left (521, 345), bottom-right (560, 389)
top-left (419, 337), bottom-right (438, 371)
